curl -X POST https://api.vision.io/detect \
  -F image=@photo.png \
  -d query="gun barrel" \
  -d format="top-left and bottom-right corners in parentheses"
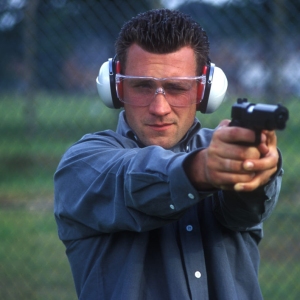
top-left (231, 99), bottom-right (289, 130)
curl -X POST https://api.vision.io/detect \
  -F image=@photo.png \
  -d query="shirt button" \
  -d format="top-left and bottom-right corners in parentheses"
top-left (195, 271), bottom-right (201, 278)
top-left (186, 225), bottom-right (193, 232)
top-left (170, 204), bottom-right (175, 210)
top-left (188, 193), bottom-right (195, 199)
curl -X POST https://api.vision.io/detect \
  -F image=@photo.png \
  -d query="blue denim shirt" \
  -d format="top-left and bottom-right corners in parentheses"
top-left (54, 111), bottom-right (282, 299)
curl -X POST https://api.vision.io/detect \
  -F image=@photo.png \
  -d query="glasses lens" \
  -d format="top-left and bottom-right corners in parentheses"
top-left (117, 76), bottom-right (201, 107)
top-left (163, 79), bottom-right (197, 106)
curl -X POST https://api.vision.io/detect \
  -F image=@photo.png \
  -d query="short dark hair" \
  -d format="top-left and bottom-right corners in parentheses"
top-left (115, 9), bottom-right (210, 75)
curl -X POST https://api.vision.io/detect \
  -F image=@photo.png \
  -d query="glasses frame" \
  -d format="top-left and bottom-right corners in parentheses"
top-left (115, 74), bottom-right (206, 107)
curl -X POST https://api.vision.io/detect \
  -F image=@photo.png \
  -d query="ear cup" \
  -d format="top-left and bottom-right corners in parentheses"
top-left (198, 62), bottom-right (228, 113)
top-left (205, 66), bottom-right (228, 113)
top-left (96, 58), bottom-right (123, 108)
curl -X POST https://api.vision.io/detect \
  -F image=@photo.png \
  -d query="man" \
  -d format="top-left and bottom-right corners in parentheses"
top-left (54, 9), bottom-right (282, 300)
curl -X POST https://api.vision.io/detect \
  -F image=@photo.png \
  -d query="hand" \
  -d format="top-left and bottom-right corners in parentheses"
top-left (185, 120), bottom-right (279, 192)
top-left (233, 129), bottom-right (279, 192)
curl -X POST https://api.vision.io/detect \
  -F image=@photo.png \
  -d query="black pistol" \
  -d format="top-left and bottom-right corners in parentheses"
top-left (230, 98), bottom-right (289, 145)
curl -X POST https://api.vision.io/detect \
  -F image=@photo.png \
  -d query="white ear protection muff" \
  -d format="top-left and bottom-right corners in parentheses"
top-left (96, 57), bottom-right (228, 113)
top-left (198, 62), bottom-right (228, 113)
top-left (96, 58), bottom-right (122, 109)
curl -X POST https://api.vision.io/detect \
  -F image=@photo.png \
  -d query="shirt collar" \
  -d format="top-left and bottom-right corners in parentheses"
top-left (116, 111), bottom-right (201, 151)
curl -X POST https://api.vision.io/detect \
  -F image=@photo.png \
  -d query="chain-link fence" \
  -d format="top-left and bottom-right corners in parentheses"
top-left (0, 0), bottom-right (299, 299)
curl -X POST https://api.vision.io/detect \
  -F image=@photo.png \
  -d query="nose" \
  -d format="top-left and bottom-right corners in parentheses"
top-left (148, 88), bottom-right (172, 116)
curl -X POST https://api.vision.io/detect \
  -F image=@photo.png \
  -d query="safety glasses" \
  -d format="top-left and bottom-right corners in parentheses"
top-left (115, 74), bottom-right (206, 107)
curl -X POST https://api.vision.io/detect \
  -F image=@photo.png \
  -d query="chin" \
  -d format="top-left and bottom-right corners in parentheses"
top-left (149, 140), bottom-right (176, 149)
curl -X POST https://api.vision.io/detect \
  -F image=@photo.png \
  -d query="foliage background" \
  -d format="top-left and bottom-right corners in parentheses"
top-left (0, 0), bottom-right (299, 299)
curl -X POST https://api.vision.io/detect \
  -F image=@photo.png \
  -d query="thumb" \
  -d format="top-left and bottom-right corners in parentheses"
top-left (217, 119), bottom-right (231, 129)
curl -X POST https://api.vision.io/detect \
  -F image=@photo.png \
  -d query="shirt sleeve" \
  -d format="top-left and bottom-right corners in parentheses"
top-left (212, 150), bottom-right (283, 233)
top-left (54, 132), bottom-right (210, 241)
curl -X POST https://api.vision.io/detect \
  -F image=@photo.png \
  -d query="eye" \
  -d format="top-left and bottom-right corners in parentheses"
top-left (164, 81), bottom-right (192, 94)
top-left (130, 79), bottom-right (155, 90)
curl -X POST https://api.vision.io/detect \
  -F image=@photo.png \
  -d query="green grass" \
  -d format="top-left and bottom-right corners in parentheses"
top-left (0, 92), bottom-right (119, 198)
top-left (0, 93), bottom-right (299, 299)
top-left (0, 209), bottom-right (77, 300)
top-left (259, 203), bottom-right (300, 299)
top-left (260, 261), bottom-right (300, 299)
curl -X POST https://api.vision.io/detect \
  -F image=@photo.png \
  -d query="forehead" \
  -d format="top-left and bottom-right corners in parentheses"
top-left (124, 44), bottom-right (197, 77)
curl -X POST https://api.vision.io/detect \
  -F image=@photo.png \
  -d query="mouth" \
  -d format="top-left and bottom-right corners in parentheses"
top-left (147, 123), bottom-right (174, 131)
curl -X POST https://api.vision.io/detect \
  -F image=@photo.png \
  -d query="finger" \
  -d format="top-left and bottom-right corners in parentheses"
top-left (257, 142), bottom-right (269, 156)
top-left (262, 130), bottom-right (277, 145)
top-left (257, 130), bottom-right (277, 157)
top-left (218, 158), bottom-right (255, 173)
top-left (208, 170), bottom-right (256, 189)
top-left (217, 119), bottom-right (231, 128)
top-left (234, 177), bottom-right (262, 192)
top-left (242, 151), bottom-right (279, 172)
top-left (234, 166), bottom-right (277, 192)
top-left (216, 125), bottom-right (257, 145)
top-left (208, 144), bottom-right (261, 162)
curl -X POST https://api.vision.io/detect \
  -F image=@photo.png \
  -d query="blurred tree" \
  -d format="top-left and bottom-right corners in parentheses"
top-left (263, 0), bottom-right (288, 102)
top-left (0, 0), bottom-right (299, 95)
top-left (179, 0), bottom-right (299, 101)
top-left (0, 0), bottom-right (162, 93)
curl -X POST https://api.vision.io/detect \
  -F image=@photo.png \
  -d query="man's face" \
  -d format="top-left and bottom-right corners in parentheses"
top-left (123, 44), bottom-right (198, 149)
